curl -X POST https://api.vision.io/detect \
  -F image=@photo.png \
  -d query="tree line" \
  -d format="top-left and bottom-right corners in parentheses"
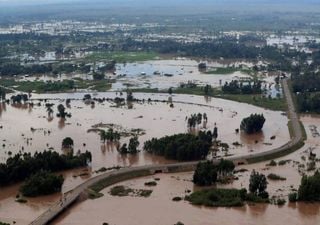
top-left (0, 150), bottom-right (91, 186)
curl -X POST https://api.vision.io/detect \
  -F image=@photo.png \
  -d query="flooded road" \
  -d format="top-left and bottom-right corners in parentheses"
top-left (0, 92), bottom-right (290, 224)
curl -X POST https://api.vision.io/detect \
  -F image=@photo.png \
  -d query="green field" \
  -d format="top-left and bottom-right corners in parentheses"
top-left (85, 51), bottom-right (159, 62)
top-left (205, 67), bottom-right (254, 75)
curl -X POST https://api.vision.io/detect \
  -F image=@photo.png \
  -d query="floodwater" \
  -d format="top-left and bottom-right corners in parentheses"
top-left (111, 59), bottom-right (253, 90)
top-left (17, 58), bottom-right (254, 91)
top-left (49, 110), bottom-right (320, 225)
top-left (0, 92), bottom-right (289, 169)
top-left (0, 92), bottom-right (290, 224)
top-left (53, 170), bottom-right (320, 225)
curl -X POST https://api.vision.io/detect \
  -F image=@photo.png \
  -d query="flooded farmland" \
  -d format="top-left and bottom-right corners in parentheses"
top-left (52, 113), bottom-right (320, 225)
top-left (0, 92), bottom-right (290, 224)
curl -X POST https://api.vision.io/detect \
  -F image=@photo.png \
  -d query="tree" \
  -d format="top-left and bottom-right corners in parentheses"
top-left (128, 136), bottom-right (139, 154)
top-left (298, 171), bottom-right (320, 201)
top-left (45, 103), bottom-right (54, 117)
top-left (249, 170), bottom-right (268, 198)
top-left (240, 114), bottom-right (265, 134)
top-left (193, 161), bottom-right (217, 186)
top-left (213, 126), bottom-right (218, 140)
top-left (62, 137), bottom-right (74, 149)
top-left (168, 87), bottom-right (173, 95)
top-left (57, 104), bottom-right (67, 118)
top-left (204, 84), bottom-right (212, 95)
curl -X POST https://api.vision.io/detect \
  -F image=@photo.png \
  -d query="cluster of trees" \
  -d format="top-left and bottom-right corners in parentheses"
top-left (0, 60), bottom-right (115, 77)
top-left (62, 137), bottom-right (74, 149)
top-left (119, 136), bottom-right (140, 154)
top-left (240, 114), bottom-right (265, 134)
top-left (193, 160), bottom-right (235, 186)
top-left (11, 94), bottom-right (28, 104)
top-left (100, 128), bottom-right (121, 143)
top-left (222, 80), bottom-right (262, 95)
top-left (292, 72), bottom-right (320, 113)
top-left (20, 170), bottom-right (64, 197)
top-left (249, 170), bottom-right (269, 199)
top-left (0, 150), bottom-right (91, 186)
top-left (186, 113), bottom-right (207, 128)
top-left (297, 171), bottom-right (320, 201)
top-left (144, 131), bottom-right (212, 161)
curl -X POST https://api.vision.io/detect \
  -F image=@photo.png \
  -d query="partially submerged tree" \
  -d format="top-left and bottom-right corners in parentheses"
top-left (240, 114), bottom-right (265, 134)
top-left (249, 170), bottom-right (268, 198)
top-left (62, 137), bottom-right (74, 149)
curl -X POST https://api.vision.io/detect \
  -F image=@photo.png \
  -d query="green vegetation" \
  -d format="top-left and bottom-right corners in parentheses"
top-left (0, 222), bottom-right (10, 225)
top-left (292, 71), bottom-right (320, 113)
top-left (249, 170), bottom-right (268, 198)
top-left (144, 181), bottom-right (157, 186)
top-left (218, 94), bottom-right (286, 111)
top-left (267, 173), bottom-right (286, 181)
top-left (20, 170), bottom-right (64, 197)
top-left (288, 192), bottom-right (298, 202)
top-left (0, 78), bottom-right (112, 93)
top-left (240, 114), bottom-right (266, 134)
top-left (172, 196), bottom-right (183, 201)
top-left (205, 67), bottom-right (253, 75)
top-left (109, 185), bottom-right (153, 198)
top-left (298, 171), bottom-right (320, 201)
top-left (185, 188), bottom-right (247, 207)
top-left (0, 150), bottom-right (91, 186)
top-left (87, 188), bottom-right (104, 199)
top-left (193, 160), bottom-right (235, 186)
top-left (144, 131), bottom-right (212, 161)
top-left (222, 80), bottom-right (262, 95)
top-left (62, 137), bottom-right (74, 149)
top-left (86, 51), bottom-right (159, 62)
top-left (267, 160), bottom-right (277, 166)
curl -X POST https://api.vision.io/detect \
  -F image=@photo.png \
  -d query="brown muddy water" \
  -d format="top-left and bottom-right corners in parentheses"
top-left (0, 92), bottom-right (290, 224)
top-left (53, 169), bottom-right (320, 225)
top-left (53, 115), bottom-right (320, 225)
top-left (48, 113), bottom-right (320, 225)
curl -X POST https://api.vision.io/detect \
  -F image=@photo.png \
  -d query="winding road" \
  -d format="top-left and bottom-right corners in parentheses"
top-left (29, 78), bottom-right (304, 225)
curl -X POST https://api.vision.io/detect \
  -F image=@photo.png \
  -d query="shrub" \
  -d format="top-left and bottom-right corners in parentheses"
top-left (144, 181), bottom-right (157, 186)
top-left (172, 196), bottom-right (182, 201)
top-left (267, 173), bottom-right (286, 181)
top-left (288, 192), bottom-right (298, 202)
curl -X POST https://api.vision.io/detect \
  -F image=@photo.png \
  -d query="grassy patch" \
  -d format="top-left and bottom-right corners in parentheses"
top-left (87, 188), bottom-right (104, 199)
top-left (86, 51), bottom-right (159, 62)
top-left (185, 188), bottom-right (246, 207)
top-left (109, 185), bottom-right (152, 198)
top-left (216, 94), bottom-right (286, 111)
top-left (185, 188), bottom-right (269, 207)
top-left (0, 78), bottom-right (112, 93)
top-left (204, 67), bottom-right (253, 75)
